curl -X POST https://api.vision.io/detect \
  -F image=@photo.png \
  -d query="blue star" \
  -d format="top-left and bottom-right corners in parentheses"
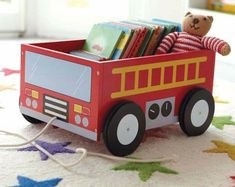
top-left (18, 140), bottom-right (75, 160)
top-left (13, 176), bottom-right (62, 187)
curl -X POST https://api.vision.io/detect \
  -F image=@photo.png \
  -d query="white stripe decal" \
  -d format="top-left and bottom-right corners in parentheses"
top-left (44, 109), bottom-right (67, 119)
top-left (45, 103), bottom-right (67, 113)
top-left (45, 96), bottom-right (67, 106)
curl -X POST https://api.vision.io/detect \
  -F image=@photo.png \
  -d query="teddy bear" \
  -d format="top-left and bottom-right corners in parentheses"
top-left (156, 12), bottom-right (231, 56)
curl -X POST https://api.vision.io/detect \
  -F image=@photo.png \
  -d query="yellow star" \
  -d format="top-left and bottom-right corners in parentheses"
top-left (0, 84), bottom-right (15, 92)
top-left (204, 140), bottom-right (235, 161)
top-left (214, 96), bottom-right (229, 104)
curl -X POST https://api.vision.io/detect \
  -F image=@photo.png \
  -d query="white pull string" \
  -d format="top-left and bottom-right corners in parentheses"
top-left (0, 116), bottom-right (175, 168)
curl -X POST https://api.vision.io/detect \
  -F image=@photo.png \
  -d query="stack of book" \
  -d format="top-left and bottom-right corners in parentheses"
top-left (70, 19), bottom-right (181, 61)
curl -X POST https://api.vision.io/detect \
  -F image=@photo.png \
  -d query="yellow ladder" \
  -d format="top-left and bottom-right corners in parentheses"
top-left (111, 56), bottom-right (207, 99)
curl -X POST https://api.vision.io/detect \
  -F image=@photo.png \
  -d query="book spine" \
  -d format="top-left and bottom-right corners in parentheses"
top-left (128, 28), bottom-right (147, 58)
top-left (144, 26), bottom-right (161, 56)
top-left (121, 30), bottom-right (139, 58)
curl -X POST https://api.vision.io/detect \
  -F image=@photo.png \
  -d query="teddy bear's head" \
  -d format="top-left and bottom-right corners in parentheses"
top-left (182, 12), bottom-right (213, 37)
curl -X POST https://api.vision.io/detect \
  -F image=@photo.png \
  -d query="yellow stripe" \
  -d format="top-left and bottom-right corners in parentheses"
top-left (111, 78), bottom-right (206, 98)
top-left (195, 61), bottom-right (200, 79)
top-left (112, 57), bottom-right (207, 74)
top-left (111, 56), bottom-right (207, 99)
top-left (120, 73), bottom-right (125, 92)
top-left (116, 34), bottom-right (130, 50)
top-left (148, 68), bottom-right (152, 87)
top-left (184, 64), bottom-right (188, 81)
top-left (135, 71), bottom-right (139, 89)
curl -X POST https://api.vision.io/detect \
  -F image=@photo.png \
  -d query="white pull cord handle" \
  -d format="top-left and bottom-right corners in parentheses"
top-left (0, 116), bottom-right (175, 168)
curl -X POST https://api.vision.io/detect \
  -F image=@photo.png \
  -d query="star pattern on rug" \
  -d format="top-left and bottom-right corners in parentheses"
top-left (17, 140), bottom-right (75, 160)
top-left (0, 68), bottom-right (20, 76)
top-left (214, 96), bottom-right (229, 104)
top-left (212, 116), bottom-right (235, 130)
top-left (0, 84), bottom-right (16, 92)
top-left (204, 140), bottom-right (235, 161)
top-left (112, 161), bottom-right (178, 182)
top-left (13, 175), bottom-right (62, 187)
top-left (230, 176), bottom-right (235, 187)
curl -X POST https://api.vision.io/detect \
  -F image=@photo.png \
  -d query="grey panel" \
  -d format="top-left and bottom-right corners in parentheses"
top-left (25, 51), bottom-right (91, 102)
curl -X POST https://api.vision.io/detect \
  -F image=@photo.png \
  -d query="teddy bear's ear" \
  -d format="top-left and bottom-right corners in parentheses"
top-left (185, 12), bottom-right (192, 17)
top-left (207, 16), bottom-right (213, 23)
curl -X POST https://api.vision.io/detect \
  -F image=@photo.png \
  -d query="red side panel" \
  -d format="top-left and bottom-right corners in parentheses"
top-left (99, 50), bottom-right (216, 127)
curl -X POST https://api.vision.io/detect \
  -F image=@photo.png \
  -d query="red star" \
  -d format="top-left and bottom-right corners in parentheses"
top-left (0, 68), bottom-right (20, 76)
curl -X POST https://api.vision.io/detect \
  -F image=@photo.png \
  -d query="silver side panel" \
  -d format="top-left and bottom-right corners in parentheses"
top-left (20, 106), bottom-right (97, 141)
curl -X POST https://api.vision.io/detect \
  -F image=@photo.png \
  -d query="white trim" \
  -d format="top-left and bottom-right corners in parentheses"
top-left (117, 114), bottom-right (139, 145)
top-left (20, 106), bottom-right (97, 141)
top-left (191, 100), bottom-right (209, 127)
top-left (45, 103), bottom-right (67, 113)
top-left (44, 109), bottom-right (67, 120)
top-left (45, 96), bottom-right (67, 106)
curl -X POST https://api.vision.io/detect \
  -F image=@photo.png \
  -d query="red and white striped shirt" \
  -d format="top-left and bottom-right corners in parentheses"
top-left (156, 32), bottom-right (227, 55)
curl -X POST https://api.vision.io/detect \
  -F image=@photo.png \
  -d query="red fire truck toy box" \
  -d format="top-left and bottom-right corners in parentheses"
top-left (19, 39), bottom-right (216, 156)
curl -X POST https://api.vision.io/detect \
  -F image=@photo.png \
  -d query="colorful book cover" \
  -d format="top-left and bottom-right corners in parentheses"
top-left (144, 25), bottom-right (164, 56)
top-left (69, 50), bottom-right (106, 61)
top-left (119, 21), bottom-right (148, 58)
top-left (152, 18), bottom-right (182, 32)
top-left (127, 27), bottom-right (148, 57)
top-left (113, 22), bottom-right (141, 59)
top-left (83, 24), bottom-right (124, 59)
top-left (101, 22), bottom-right (134, 60)
top-left (123, 20), bottom-right (154, 56)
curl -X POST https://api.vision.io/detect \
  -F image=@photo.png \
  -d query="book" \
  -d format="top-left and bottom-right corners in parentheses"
top-left (143, 25), bottom-right (164, 56)
top-left (122, 20), bottom-right (154, 56)
top-left (152, 18), bottom-right (181, 32)
top-left (101, 22), bottom-right (134, 59)
top-left (83, 24), bottom-right (124, 59)
top-left (112, 22), bottom-right (142, 59)
top-left (70, 50), bottom-right (107, 61)
top-left (119, 21), bottom-right (148, 58)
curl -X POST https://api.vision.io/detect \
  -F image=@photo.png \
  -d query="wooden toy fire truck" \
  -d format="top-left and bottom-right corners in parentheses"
top-left (19, 40), bottom-right (215, 156)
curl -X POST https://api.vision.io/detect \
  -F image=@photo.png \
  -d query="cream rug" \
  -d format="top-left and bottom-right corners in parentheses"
top-left (0, 39), bottom-right (235, 187)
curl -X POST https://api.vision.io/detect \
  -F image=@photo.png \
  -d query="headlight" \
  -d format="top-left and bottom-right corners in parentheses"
top-left (82, 117), bottom-right (89, 127)
top-left (26, 97), bottom-right (31, 107)
top-left (75, 114), bottom-right (81, 124)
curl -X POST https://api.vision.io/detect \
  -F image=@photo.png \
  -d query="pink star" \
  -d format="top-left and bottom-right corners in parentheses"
top-left (0, 68), bottom-right (20, 76)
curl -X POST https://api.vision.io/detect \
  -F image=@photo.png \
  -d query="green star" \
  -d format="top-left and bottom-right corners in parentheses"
top-left (204, 140), bottom-right (235, 161)
top-left (212, 116), bottom-right (235, 130)
top-left (113, 162), bottom-right (178, 182)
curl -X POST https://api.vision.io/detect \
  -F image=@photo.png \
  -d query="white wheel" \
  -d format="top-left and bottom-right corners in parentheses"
top-left (103, 102), bottom-right (146, 156)
top-left (191, 100), bottom-right (209, 127)
top-left (179, 88), bottom-right (214, 136)
top-left (117, 114), bottom-right (139, 145)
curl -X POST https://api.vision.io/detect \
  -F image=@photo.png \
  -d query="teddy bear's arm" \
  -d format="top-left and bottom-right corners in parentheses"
top-left (201, 36), bottom-right (231, 56)
top-left (156, 32), bottom-right (179, 54)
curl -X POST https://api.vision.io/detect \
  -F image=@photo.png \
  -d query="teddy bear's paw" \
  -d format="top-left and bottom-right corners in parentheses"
top-left (221, 44), bottom-right (231, 56)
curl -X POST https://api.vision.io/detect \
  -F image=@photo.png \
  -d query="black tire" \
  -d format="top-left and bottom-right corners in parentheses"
top-left (103, 102), bottom-right (146, 156)
top-left (179, 88), bottom-right (214, 136)
top-left (22, 114), bottom-right (43, 124)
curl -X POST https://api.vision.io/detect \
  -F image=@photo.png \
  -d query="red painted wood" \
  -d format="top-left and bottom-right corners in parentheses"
top-left (20, 39), bottom-right (216, 141)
